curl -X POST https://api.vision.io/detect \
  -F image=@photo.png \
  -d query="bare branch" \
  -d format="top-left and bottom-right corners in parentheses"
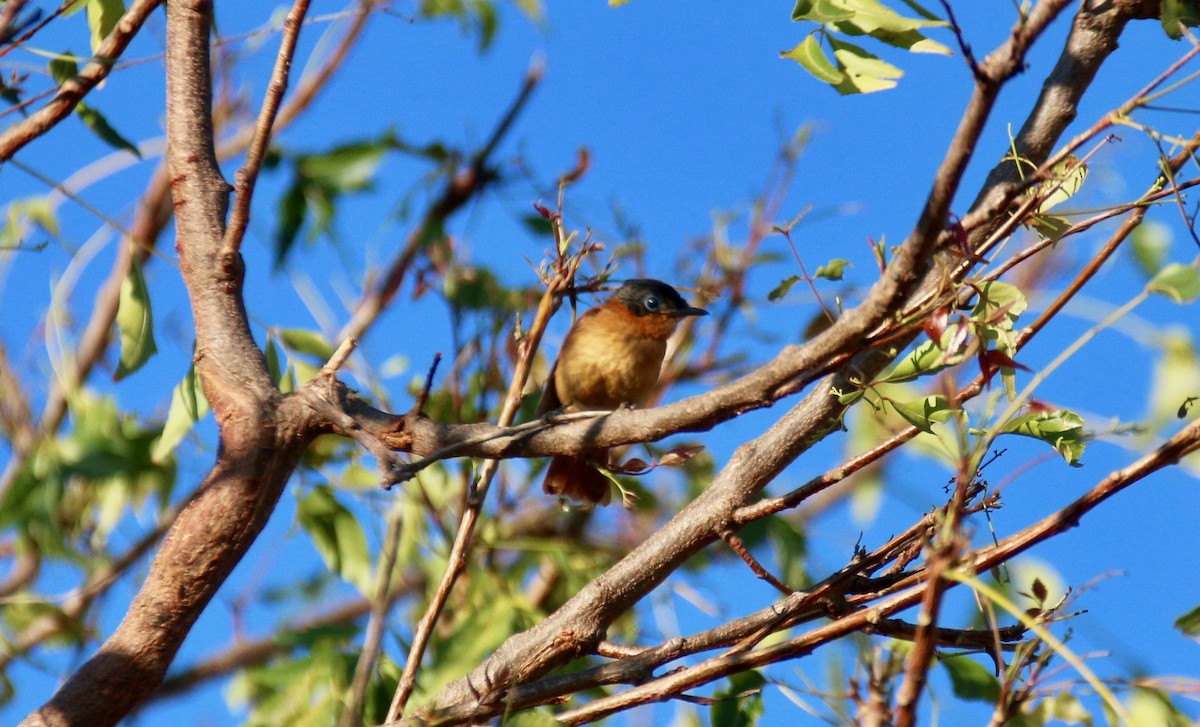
top-left (0, 0), bottom-right (162, 162)
top-left (222, 0), bottom-right (312, 256)
top-left (337, 62), bottom-right (545, 344)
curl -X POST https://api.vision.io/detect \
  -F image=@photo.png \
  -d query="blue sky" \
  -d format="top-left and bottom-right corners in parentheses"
top-left (2, 1), bottom-right (1199, 724)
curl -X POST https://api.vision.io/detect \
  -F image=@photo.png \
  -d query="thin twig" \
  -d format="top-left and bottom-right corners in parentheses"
top-left (411, 353), bottom-right (443, 415)
top-left (321, 336), bottom-right (359, 378)
top-left (339, 505), bottom-right (405, 727)
top-left (338, 62), bottom-right (544, 344)
top-left (719, 529), bottom-right (794, 595)
top-left (222, 0), bottom-right (311, 256)
top-left (385, 235), bottom-right (587, 720)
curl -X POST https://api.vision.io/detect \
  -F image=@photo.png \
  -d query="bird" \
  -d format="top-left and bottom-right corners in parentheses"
top-left (539, 279), bottom-right (707, 506)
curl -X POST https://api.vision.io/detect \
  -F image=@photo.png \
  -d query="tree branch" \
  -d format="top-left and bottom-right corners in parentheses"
top-left (222, 0), bottom-right (311, 256)
top-left (0, 0), bottom-right (162, 163)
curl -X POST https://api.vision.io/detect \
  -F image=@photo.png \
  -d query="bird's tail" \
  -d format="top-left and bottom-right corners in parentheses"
top-left (542, 451), bottom-right (612, 507)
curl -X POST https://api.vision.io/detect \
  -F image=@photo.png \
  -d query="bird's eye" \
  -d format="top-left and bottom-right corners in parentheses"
top-left (644, 295), bottom-right (661, 312)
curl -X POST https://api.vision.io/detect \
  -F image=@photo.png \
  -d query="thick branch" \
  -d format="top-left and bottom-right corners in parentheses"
top-left (18, 2), bottom-right (318, 725)
top-left (405, 1), bottom-right (1121, 720)
top-left (969, 0), bottom-right (1161, 218)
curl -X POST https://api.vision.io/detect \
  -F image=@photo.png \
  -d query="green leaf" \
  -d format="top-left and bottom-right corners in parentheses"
top-left (48, 53), bottom-right (80, 86)
top-left (941, 654), bottom-right (1001, 703)
top-left (971, 281), bottom-right (1028, 327)
top-left (273, 180), bottom-right (306, 268)
top-left (114, 254), bottom-right (156, 380)
top-left (780, 35), bottom-right (844, 85)
top-left (1162, 0), bottom-right (1200, 39)
top-left (1131, 221), bottom-right (1172, 278)
top-left (280, 328), bottom-right (334, 361)
top-left (519, 212), bottom-right (554, 237)
top-left (265, 336), bottom-right (283, 387)
top-left (829, 38), bottom-right (903, 95)
top-left (711, 670), bottom-right (766, 727)
top-left (815, 258), bottom-right (851, 280)
top-left (271, 136), bottom-right (392, 267)
top-left (502, 709), bottom-right (562, 727)
top-left (1148, 262), bottom-right (1200, 303)
top-left (1026, 213), bottom-right (1071, 243)
top-left (298, 139), bottom-right (389, 192)
top-left (76, 104), bottom-right (141, 157)
top-left (768, 274), bottom-right (803, 302)
top-left (1035, 155), bottom-right (1087, 213)
top-left (830, 0), bottom-right (950, 55)
top-left (1002, 409), bottom-right (1086, 466)
top-left (836, 0), bottom-right (945, 33)
top-left (297, 485), bottom-right (372, 593)
top-left (152, 362), bottom-right (210, 463)
top-left (792, 0), bottom-right (855, 23)
top-left (87, 0), bottom-right (125, 54)
top-left (1175, 604), bottom-right (1200, 635)
top-left (885, 339), bottom-right (944, 382)
top-left (889, 394), bottom-right (951, 433)
top-left (1, 196), bottom-right (59, 248)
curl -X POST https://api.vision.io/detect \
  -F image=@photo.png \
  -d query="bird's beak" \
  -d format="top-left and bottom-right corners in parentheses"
top-left (677, 306), bottom-right (708, 318)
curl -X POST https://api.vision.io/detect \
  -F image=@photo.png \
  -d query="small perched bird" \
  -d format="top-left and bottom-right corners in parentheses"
top-left (539, 279), bottom-right (707, 506)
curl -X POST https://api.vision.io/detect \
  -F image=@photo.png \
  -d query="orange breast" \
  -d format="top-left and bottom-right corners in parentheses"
top-left (554, 305), bottom-right (670, 411)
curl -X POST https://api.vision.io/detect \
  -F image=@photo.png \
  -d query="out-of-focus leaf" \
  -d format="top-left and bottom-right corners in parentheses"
top-left (711, 670), bottom-right (766, 727)
top-left (502, 709), bottom-right (562, 727)
top-left (114, 255), bottom-right (156, 380)
top-left (520, 212), bottom-right (554, 237)
top-left (1162, 0), bottom-right (1200, 39)
top-left (1026, 214), bottom-right (1071, 243)
top-left (941, 655), bottom-right (1001, 703)
top-left (1175, 604), bottom-right (1200, 635)
top-left (1128, 688), bottom-right (1190, 726)
top-left (87, 0), bottom-right (125, 53)
top-left (417, 582), bottom-right (518, 701)
top-left (297, 485), bottom-right (372, 593)
top-left (274, 181), bottom-right (306, 268)
top-left (1148, 262), bottom-right (1200, 303)
top-left (1131, 221), bottom-right (1172, 278)
top-left (297, 140), bottom-right (388, 192)
top-left (48, 53), bottom-right (79, 85)
top-left (780, 35), bottom-right (844, 85)
top-left (265, 336), bottom-right (283, 387)
top-left (1146, 333), bottom-right (1200, 434)
top-left (49, 51), bottom-right (140, 157)
top-left (1035, 155), bottom-right (1087, 213)
top-left (768, 274), bottom-right (802, 302)
top-left (280, 328), bottom-right (334, 361)
top-left (444, 266), bottom-right (510, 311)
top-left (272, 136), bottom-right (393, 267)
top-left (76, 104), bottom-right (141, 157)
top-left (1, 196), bottom-right (59, 248)
top-left (1002, 408), bottom-right (1085, 466)
top-left (1041, 691), bottom-right (1094, 726)
top-left (152, 362), bottom-right (210, 463)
